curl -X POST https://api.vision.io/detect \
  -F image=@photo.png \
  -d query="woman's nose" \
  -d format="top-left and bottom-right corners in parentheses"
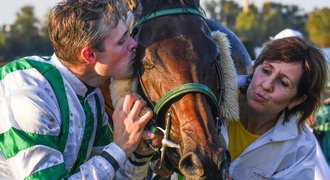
top-left (261, 78), bottom-right (274, 92)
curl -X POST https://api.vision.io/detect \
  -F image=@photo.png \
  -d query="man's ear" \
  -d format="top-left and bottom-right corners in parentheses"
top-left (81, 47), bottom-right (96, 64)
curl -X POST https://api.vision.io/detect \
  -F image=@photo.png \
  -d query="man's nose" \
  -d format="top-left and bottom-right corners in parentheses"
top-left (131, 37), bottom-right (137, 48)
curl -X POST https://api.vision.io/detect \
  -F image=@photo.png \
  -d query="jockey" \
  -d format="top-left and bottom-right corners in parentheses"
top-left (0, 0), bottom-right (155, 179)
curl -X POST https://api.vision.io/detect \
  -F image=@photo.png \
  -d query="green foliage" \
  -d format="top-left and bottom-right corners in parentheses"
top-left (203, 0), bottom-right (241, 30)
top-left (261, 3), bottom-right (306, 39)
top-left (235, 11), bottom-right (258, 39)
top-left (306, 8), bottom-right (330, 47)
top-left (219, 1), bottom-right (241, 30)
top-left (203, 1), bottom-right (308, 58)
top-left (0, 5), bottom-right (52, 61)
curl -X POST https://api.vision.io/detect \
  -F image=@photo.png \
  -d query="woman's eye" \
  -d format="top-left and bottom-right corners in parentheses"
top-left (262, 68), bottom-right (270, 74)
top-left (279, 80), bottom-right (289, 87)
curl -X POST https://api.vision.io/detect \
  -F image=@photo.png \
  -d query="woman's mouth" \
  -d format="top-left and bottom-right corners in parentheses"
top-left (255, 92), bottom-right (267, 103)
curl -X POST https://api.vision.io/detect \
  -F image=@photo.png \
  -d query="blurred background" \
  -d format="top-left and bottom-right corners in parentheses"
top-left (0, 0), bottom-right (329, 63)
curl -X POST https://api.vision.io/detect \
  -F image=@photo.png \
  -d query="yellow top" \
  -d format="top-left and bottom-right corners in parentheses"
top-left (227, 120), bottom-right (260, 161)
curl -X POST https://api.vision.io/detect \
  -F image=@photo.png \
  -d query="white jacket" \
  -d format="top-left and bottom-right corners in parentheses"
top-left (0, 55), bottom-right (149, 179)
top-left (221, 114), bottom-right (316, 180)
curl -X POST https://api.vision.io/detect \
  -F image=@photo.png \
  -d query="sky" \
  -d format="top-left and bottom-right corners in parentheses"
top-left (0, 0), bottom-right (329, 26)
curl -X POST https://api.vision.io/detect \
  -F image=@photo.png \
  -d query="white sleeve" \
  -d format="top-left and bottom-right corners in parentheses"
top-left (272, 135), bottom-right (317, 180)
top-left (115, 151), bottom-right (152, 179)
top-left (70, 143), bottom-right (127, 180)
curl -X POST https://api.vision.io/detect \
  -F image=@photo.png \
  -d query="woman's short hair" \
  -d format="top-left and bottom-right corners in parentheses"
top-left (253, 37), bottom-right (328, 130)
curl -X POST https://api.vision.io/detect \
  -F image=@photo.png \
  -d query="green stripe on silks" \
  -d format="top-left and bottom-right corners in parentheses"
top-left (0, 58), bottom-right (34, 80)
top-left (70, 95), bottom-right (95, 173)
top-left (93, 95), bottom-right (112, 147)
top-left (27, 60), bottom-right (70, 153)
top-left (93, 124), bottom-right (112, 147)
top-left (0, 128), bottom-right (59, 159)
top-left (25, 163), bottom-right (69, 180)
top-left (0, 58), bottom-right (70, 153)
top-left (0, 58), bottom-right (71, 178)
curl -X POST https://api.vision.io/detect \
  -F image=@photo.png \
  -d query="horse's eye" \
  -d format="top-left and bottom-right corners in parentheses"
top-left (142, 57), bottom-right (155, 69)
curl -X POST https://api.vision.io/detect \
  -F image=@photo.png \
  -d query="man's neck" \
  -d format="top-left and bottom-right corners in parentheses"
top-left (65, 61), bottom-right (105, 87)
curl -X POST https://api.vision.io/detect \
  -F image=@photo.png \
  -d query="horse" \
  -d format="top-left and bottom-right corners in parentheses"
top-left (101, 0), bottom-right (240, 179)
top-left (206, 19), bottom-right (253, 75)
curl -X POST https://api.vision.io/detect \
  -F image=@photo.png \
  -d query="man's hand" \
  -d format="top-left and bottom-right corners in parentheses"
top-left (112, 94), bottom-right (153, 157)
top-left (134, 131), bottom-right (163, 156)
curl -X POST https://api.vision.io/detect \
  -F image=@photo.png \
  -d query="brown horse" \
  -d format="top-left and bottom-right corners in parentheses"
top-left (101, 0), bottom-right (240, 179)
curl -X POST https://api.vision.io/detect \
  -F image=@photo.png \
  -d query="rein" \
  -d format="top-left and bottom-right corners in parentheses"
top-left (133, 7), bottom-right (224, 170)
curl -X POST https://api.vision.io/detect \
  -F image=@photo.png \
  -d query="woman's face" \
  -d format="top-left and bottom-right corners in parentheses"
top-left (247, 60), bottom-right (306, 115)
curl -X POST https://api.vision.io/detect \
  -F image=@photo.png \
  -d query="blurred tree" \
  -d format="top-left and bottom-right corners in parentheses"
top-left (203, 1), bottom-right (307, 58)
top-left (261, 3), bottom-right (306, 39)
top-left (306, 8), bottom-right (330, 47)
top-left (203, 0), bottom-right (220, 21)
top-left (203, 0), bottom-right (241, 30)
top-left (260, 3), bottom-right (286, 41)
top-left (220, 0), bottom-right (241, 30)
top-left (0, 27), bottom-right (5, 61)
top-left (235, 8), bottom-right (259, 58)
top-left (3, 5), bottom-right (52, 60)
top-left (0, 27), bottom-right (5, 45)
top-left (8, 5), bottom-right (39, 57)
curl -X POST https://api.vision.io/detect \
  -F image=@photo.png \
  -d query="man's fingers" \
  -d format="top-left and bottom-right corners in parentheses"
top-left (115, 96), bottom-right (125, 111)
top-left (142, 130), bottom-right (162, 148)
top-left (130, 100), bottom-right (146, 118)
top-left (142, 131), bottom-right (156, 140)
top-left (123, 94), bottom-right (135, 112)
top-left (138, 110), bottom-right (153, 126)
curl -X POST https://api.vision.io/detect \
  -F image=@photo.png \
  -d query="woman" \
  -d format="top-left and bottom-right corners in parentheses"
top-left (223, 37), bottom-right (328, 179)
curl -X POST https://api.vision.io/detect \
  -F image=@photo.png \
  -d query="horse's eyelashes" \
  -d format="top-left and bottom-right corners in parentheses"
top-left (142, 61), bottom-right (155, 69)
top-left (142, 56), bottom-right (156, 69)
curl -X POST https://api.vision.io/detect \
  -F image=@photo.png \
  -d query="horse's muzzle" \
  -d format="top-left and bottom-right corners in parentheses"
top-left (178, 148), bottom-right (231, 180)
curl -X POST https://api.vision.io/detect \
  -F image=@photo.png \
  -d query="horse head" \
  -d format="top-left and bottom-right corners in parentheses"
top-left (109, 0), bottom-right (240, 179)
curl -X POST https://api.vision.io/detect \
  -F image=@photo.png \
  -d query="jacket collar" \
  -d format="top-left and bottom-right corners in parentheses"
top-left (268, 113), bottom-right (299, 141)
top-left (50, 54), bottom-right (90, 97)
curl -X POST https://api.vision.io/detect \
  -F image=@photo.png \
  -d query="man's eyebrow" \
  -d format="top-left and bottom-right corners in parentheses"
top-left (119, 29), bottom-right (129, 42)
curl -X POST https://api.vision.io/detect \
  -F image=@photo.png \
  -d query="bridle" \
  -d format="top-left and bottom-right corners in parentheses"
top-left (131, 7), bottom-right (225, 169)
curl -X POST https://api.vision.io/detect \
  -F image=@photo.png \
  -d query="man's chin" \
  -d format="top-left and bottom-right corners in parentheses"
top-left (114, 71), bottom-right (134, 79)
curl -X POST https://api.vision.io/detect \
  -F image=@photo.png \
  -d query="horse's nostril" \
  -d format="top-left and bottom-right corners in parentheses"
top-left (179, 152), bottom-right (204, 177)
